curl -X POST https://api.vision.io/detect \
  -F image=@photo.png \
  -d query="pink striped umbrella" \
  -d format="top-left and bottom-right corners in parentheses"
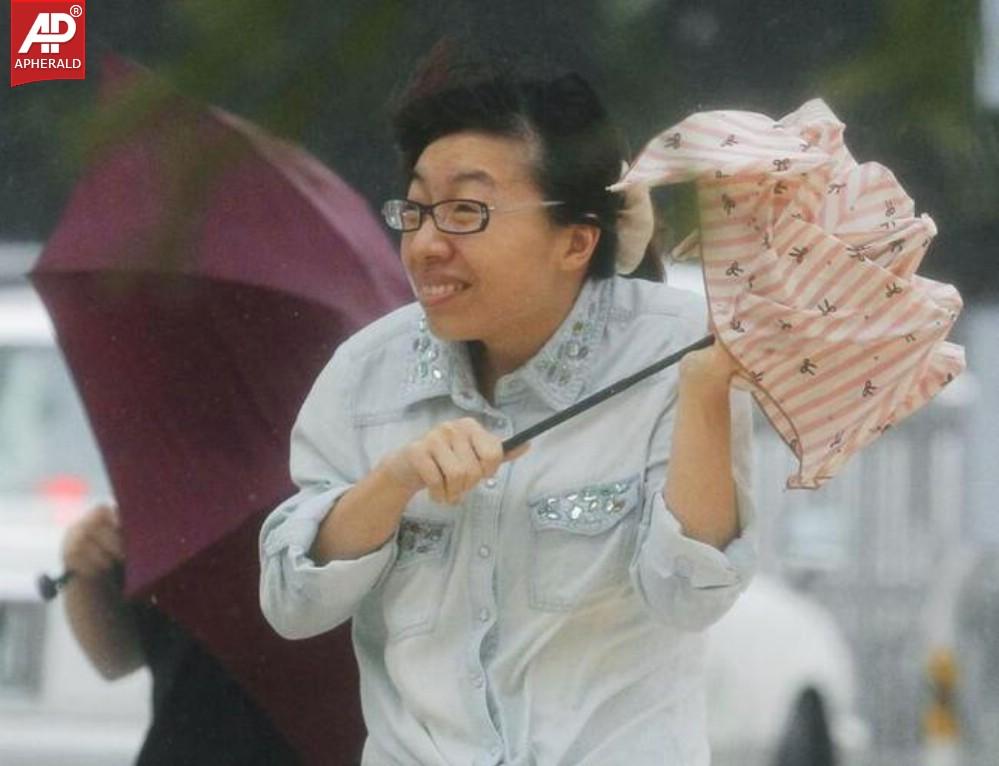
top-left (613, 99), bottom-right (965, 488)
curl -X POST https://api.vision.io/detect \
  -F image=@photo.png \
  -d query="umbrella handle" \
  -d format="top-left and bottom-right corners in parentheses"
top-left (502, 333), bottom-right (716, 452)
top-left (37, 570), bottom-right (74, 601)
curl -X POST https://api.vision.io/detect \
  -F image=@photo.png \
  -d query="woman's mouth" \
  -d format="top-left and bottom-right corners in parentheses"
top-left (418, 281), bottom-right (470, 306)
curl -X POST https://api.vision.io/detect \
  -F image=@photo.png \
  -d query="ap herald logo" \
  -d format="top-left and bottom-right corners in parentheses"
top-left (10, 0), bottom-right (86, 87)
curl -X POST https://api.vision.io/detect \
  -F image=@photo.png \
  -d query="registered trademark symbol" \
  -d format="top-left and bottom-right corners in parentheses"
top-left (70, 5), bottom-right (83, 17)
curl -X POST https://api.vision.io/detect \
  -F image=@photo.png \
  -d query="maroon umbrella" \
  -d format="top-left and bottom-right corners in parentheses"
top-left (30, 56), bottom-right (410, 764)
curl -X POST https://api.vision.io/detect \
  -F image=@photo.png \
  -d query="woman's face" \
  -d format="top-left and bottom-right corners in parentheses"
top-left (400, 131), bottom-right (587, 350)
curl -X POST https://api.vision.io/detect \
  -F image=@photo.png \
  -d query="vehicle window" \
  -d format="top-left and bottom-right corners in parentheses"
top-left (0, 345), bottom-right (110, 498)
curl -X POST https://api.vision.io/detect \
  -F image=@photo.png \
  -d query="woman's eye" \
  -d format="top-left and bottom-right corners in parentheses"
top-left (448, 202), bottom-right (480, 220)
top-left (400, 208), bottom-right (422, 227)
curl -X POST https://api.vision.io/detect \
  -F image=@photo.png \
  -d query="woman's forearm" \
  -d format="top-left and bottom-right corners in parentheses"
top-left (665, 374), bottom-right (739, 550)
top-left (63, 573), bottom-right (144, 681)
top-left (309, 461), bottom-right (417, 564)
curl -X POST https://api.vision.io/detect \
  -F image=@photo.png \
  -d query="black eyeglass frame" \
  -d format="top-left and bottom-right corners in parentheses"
top-left (381, 198), bottom-right (565, 235)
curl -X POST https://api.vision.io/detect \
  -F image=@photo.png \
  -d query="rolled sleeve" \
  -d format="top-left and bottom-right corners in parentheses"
top-left (259, 345), bottom-right (396, 640)
top-left (259, 484), bottom-right (397, 640)
top-left (631, 387), bottom-right (758, 631)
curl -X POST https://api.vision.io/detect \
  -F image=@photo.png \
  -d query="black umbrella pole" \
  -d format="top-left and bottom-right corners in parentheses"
top-left (502, 333), bottom-right (715, 453)
top-left (37, 570), bottom-right (74, 601)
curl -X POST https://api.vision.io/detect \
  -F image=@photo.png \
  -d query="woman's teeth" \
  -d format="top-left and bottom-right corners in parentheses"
top-left (422, 283), bottom-right (466, 298)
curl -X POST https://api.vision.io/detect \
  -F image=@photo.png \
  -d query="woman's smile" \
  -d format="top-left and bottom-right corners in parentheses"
top-left (414, 277), bottom-right (471, 307)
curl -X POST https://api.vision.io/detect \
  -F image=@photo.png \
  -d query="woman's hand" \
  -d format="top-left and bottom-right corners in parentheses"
top-left (61, 504), bottom-right (143, 680)
top-left (380, 417), bottom-right (528, 505)
top-left (62, 504), bottom-right (125, 580)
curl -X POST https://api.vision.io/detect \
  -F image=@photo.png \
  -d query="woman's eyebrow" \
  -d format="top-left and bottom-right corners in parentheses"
top-left (410, 169), bottom-right (497, 188)
top-left (448, 170), bottom-right (496, 187)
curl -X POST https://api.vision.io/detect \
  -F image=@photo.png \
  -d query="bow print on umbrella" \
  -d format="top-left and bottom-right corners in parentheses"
top-left (613, 99), bottom-right (966, 488)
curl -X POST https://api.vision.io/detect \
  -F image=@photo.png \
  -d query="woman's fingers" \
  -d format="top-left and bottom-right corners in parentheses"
top-left (427, 429), bottom-right (474, 504)
top-left (92, 521), bottom-right (125, 562)
top-left (62, 504), bottom-right (124, 578)
top-left (399, 417), bottom-right (525, 505)
top-left (406, 442), bottom-right (449, 504)
top-left (66, 530), bottom-right (114, 578)
top-left (424, 419), bottom-right (506, 504)
top-left (502, 441), bottom-right (531, 463)
top-left (81, 546), bottom-right (115, 578)
top-left (446, 423), bottom-right (487, 500)
top-left (468, 425), bottom-right (504, 478)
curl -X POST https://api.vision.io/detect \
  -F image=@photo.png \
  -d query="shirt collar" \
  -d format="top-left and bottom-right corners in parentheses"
top-left (399, 277), bottom-right (613, 412)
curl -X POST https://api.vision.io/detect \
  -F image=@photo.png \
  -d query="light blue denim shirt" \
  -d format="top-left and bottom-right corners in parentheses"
top-left (260, 275), bottom-right (757, 766)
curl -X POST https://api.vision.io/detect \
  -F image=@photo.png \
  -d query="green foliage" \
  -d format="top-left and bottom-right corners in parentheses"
top-left (814, 0), bottom-right (998, 227)
top-left (2, 0), bottom-right (996, 292)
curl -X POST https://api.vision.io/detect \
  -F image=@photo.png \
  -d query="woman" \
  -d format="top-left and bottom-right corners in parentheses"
top-left (260, 51), bottom-right (757, 765)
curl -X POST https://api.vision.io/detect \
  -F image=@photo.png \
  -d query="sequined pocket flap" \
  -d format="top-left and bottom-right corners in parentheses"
top-left (395, 517), bottom-right (453, 568)
top-left (529, 476), bottom-right (640, 536)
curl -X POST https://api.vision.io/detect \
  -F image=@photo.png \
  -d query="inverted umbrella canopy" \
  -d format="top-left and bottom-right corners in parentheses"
top-left (614, 99), bottom-right (965, 488)
top-left (30, 56), bottom-right (411, 763)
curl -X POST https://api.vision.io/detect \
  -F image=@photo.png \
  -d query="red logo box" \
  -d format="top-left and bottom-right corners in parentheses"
top-left (10, 0), bottom-right (86, 88)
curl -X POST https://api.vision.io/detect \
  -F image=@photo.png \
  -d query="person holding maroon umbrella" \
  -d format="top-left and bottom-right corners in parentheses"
top-left (260, 46), bottom-right (757, 766)
top-left (33, 56), bottom-right (412, 763)
top-left (63, 504), bottom-right (300, 765)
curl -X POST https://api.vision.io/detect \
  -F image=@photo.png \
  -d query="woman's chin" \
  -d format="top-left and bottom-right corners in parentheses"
top-left (423, 312), bottom-right (481, 343)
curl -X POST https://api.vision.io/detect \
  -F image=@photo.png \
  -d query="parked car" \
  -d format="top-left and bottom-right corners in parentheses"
top-left (705, 575), bottom-right (869, 766)
top-left (0, 272), bottom-right (150, 766)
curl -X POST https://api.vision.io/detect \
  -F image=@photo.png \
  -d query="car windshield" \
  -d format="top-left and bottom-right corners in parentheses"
top-left (0, 344), bottom-right (110, 497)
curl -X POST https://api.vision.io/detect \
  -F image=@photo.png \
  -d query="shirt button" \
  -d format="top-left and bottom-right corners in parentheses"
top-left (478, 545), bottom-right (492, 558)
top-left (472, 674), bottom-right (484, 688)
top-left (478, 608), bottom-right (491, 622)
top-left (485, 477), bottom-right (498, 489)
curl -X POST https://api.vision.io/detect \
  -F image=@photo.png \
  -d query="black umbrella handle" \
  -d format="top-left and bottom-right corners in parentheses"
top-left (37, 570), bottom-right (74, 601)
top-left (502, 333), bottom-right (716, 453)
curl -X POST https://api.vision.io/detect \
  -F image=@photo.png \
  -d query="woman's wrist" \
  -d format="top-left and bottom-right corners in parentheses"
top-left (312, 460), bottom-right (417, 563)
top-left (372, 454), bottom-right (425, 501)
top-left (677, 341), bottom-right (739, 393)
top-left (677, 368), bottom-right (733, 402)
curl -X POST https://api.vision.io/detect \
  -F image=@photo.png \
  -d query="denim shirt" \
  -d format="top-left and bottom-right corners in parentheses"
top-left (259, 275), bottom-right (758, 766)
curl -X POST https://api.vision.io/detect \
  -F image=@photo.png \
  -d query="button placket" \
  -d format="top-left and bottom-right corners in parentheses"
top-left (468, 455), bottom-right (500, 715)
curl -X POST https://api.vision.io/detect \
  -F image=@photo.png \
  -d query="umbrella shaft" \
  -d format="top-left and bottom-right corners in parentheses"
top-left (37, 570), bottom-right (74, 601)
top-left (502, 334), bottom-right (715, 452)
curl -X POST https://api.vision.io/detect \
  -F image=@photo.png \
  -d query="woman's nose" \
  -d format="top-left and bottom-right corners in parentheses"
top-left (403, 215), bottom-right (453, 264)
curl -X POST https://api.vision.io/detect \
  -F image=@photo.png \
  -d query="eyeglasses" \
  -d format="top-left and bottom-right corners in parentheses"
top-left (381, 198), bottom-right (564, 235)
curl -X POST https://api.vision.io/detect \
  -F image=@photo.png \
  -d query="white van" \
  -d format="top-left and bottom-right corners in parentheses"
top-left (0, 273), bottom-right (151, 766)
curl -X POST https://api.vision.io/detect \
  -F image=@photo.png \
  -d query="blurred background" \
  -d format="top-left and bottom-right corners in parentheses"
top-left (1, 1), bottom-right (997, 765)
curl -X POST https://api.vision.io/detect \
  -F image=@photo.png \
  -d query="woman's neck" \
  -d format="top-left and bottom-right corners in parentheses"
top-left (470, 280), bottom-right (585, 403)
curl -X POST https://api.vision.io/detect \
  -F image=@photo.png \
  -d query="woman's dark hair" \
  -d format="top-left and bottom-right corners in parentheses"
top-left (390, 42), bottom-right (662, 281)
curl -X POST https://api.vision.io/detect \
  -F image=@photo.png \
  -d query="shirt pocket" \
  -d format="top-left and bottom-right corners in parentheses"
top-left (379, 515), bottom-right (454, 641)
top-left (527, 475), bottom-right (641, 612)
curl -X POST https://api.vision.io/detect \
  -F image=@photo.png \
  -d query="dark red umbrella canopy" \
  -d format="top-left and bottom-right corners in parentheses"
top-left (30, 56), bottom-right (411, 764)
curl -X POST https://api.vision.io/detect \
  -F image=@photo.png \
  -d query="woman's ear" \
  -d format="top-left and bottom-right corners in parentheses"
top-left (559, 224), bottom-right (601, 273)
